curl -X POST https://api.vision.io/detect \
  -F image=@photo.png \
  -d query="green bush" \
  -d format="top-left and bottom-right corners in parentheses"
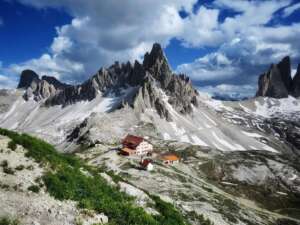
top-left (15, 165), bottom-right (25, 171)
top-left (3, 167), bottom-right (15, 175)
top-left (7, 141), bottom-right (17, 151)
top-left (0, 217), bottom-right (20, 225)
top-left (186, 211), bottom-right (214, 225)
top-left (1, 160), bottom-right (14, 174)
top-left (150, 195), bottom-right (188, 225)
top-left (43, 167), bottom-right (160, 225)
top-left (0, 160), bottom-right (8, 168)
top-left (27, 185), bottom-right (40, 193)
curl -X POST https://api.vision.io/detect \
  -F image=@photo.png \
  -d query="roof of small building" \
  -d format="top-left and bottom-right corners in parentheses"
top-left (121, 147), bottom-right (136, 154)
top-left (140, 159), bottom-right (152, 167)
top-left (161, 154), bottom-right (180, 161)
top-left (122, 134), bottom-right (144, 147)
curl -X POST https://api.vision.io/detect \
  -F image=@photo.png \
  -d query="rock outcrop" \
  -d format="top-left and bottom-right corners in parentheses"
top-left (133, 77), bottom-right (172, 121)
top-left (24, 79), bottom-right (57, 101)
top-left (19, 73), bottom-right (69, 101)
top-left (256, 56), bottom-right (300, 98)
top-left (17, 70), bottom-right (40, 89)
top-left (41, 75), bottom-right (70, 89)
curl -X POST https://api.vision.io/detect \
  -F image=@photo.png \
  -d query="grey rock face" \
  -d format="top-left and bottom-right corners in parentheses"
top-left (128, 61), bottom-right (146, 86)
top-left (256, 56), bottom-right (300, 98)
top-left (166, 74), bottom-right (198, 114)
top-left (291, 64), bottom-right (300, 97)
top-left (45, 62), bottom-right (132, 106)
top-left (133, 78), bottom-right (172, 121)
top-left (256, 64), bottom-right (290, 98)
top-left (24, 79), bottom-right (58, 101)
top-left (143, 43), bottom-right (172, 89)
top-left (17, 70), bottom-right (40, 89)
top-left (17, 70), bottom-right (71, 101)
top-left (277, 56), bottom-right (292, 90)
top-left (41, 76), bottom-right (70, 89)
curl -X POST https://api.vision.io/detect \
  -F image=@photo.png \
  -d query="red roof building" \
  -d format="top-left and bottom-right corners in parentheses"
top-left (120, 134), bottom-right (153, 156)
top-left (122, 135), bottom-right (144, 149)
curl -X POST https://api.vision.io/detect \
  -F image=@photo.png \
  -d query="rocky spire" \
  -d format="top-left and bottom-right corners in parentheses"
top-left (143, 43), bottom-right (172, 88)
top-left (127, 60), bottom-right (146, 86)
top-left (17, 70), bottom-right (40, 89)
top-left (277, 56), bottom-right (292, 91)
top-left (256, 56), bottom-right (293, 98)
top-left (133, 43), bottom-right (198, 118)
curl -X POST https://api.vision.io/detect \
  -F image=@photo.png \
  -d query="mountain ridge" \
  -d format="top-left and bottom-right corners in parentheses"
top-left (18, 43), bottom-right (198, 120)
top-left (3, 43), bottom-right (297, 153)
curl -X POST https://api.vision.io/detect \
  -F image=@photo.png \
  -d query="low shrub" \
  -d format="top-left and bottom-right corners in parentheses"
top-left (15, 165), bottom-right (25, 171)
top-left (1, 160), bottom-right (14, 174)
top-left (3, 167), bottom-right (15, 175)
top-left (186, 211), bottom-right (214, 225)
top-left (0, 217), bottom-right (20, 225)
top-left (27, 185), bottom-right (40, 193)
top-left (0, 160), bottom-right (8, 167)
top-left (7, 141), bottom-right (17, 151)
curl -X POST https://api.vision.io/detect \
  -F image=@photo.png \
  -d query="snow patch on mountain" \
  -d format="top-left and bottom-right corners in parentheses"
top-left (0, 88), bottom-right (136, 145)
top-left (254, 96), bottom-right (300, 118)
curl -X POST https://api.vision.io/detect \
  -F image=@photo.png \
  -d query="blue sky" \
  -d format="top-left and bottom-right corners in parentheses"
top-left (0, 0), bottom-right (300, 98)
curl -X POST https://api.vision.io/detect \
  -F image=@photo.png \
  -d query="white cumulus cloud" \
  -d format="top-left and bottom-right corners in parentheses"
top-left (199, 84), bottom-right (257, 99)
top-left (9, 0), bottom-right (197, 82)
top-left (0, 0), bottom-right (299, 98)
top-left (177, 0), bottom-right (300, 98)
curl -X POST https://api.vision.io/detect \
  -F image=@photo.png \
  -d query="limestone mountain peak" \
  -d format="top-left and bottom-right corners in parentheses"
top-left (17, 43), bottom-right (198, 120)
top-left (256, 56), bottom-right (300, 98)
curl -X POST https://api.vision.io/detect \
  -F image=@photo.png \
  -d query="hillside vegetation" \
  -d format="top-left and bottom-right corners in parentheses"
top-left (0, 128), bottom-right (192, 225)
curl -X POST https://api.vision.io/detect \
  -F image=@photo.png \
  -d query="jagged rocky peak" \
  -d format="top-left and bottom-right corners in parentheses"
top-left (256, 56), bottom-right (300, 98)
top-left (17, 69), bottom-right (40, 89)
top-left (132, 43), bottom-right (199, 119)
top-left (17, 43), bottom-right (198, 119)
top-left (143, 43), bottom-right (172, 88)
top-left (277, 56), bottom-right (292, 90)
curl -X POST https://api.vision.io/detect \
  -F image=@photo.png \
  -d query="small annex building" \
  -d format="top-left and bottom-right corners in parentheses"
top-left (120, 134), bottom-right (153, 156)
top-left (140, 159), bottom-right (154, 171)
top-left (160, 153), bottom-right (180, 165)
